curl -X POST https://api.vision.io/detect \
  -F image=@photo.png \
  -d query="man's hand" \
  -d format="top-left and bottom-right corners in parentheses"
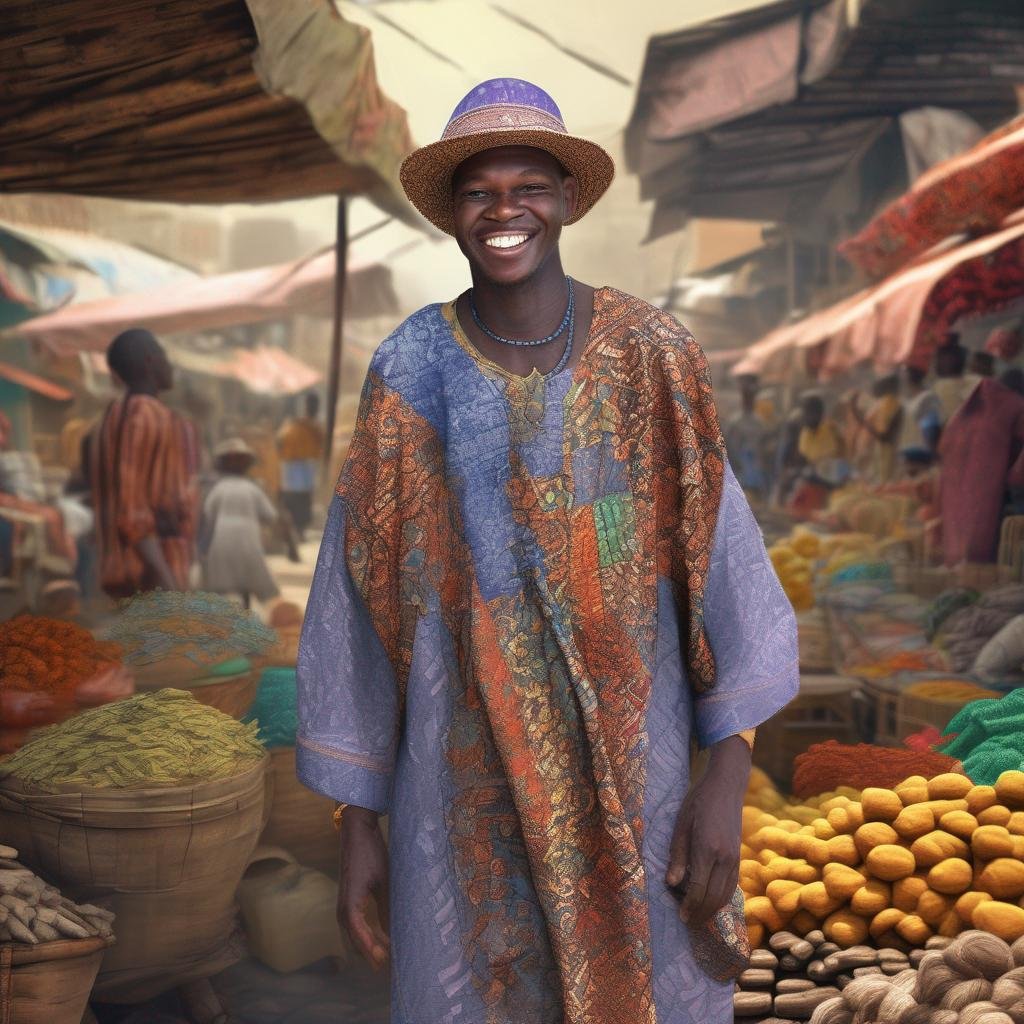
top-left (337, 806), bottom-right (390, 971)
top-left (666, 735), bottom-right (751, 927)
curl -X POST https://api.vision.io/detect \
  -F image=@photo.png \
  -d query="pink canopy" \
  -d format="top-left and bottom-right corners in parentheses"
top-left (11, 250), bottom-right (397, 357)
top-left (839, 116), bottom-right (1024, 279)
top-left (733, 210), bottom-right (1024, 380)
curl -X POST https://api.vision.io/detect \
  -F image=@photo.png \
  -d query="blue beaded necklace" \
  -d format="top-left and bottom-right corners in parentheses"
top-left (470, 276), bottom-right (574, 347)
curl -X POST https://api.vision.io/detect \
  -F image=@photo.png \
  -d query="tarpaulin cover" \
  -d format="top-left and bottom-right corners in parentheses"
top-left (733, 212), bottom-right (1024, 379)
top-left (839, 115), bottom-right (1024, 279)
top-left (12, 252), bottom-right (396, 356)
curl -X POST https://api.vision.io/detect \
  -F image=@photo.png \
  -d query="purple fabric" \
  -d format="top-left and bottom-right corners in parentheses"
top-left (447, 77), bottom-right (565, 126)
top-left (296, 303), bottom-right (799, 1023)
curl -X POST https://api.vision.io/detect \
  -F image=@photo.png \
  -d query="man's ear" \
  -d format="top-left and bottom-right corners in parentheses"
top-left (562, 175), bottom-right (579, 222)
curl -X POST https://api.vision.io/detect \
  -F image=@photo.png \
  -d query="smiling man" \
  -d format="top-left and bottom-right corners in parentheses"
top-left (297, 79), bottom-right (798, 1024)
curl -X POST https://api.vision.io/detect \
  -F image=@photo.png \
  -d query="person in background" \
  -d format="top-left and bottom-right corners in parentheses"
top-left (789, 392), bottom-right (847, 517)
top-left (967, 350), bottom-right (995, 385)
top-left (899, 365), bottom-right (942, 455)
top-left (276, 391), bottom-right (324, 539)
top-left (58, 396), bottom-right (99, 475)
top-left (773, 406), bottom-right (805, 506)
top-left (87, 328), bottom-right (195, 598)
top-left (200, 438), bottom-right (279, 610)
top-left (851, 374), bottom-right (903, 484)
top-left (724, 380), bottom-right (769, 501)
top-left (933, 338), bottom-right (975, 427)
top-left (938, 374), bottom-right (1024, 566)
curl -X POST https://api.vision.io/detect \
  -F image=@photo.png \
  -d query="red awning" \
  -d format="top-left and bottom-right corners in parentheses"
top-left (733, 210), bottom-right (1024, 380)
top-left (0, 360), bottom-right (73, 401)
top-left (840, 115), bottom-right (1024, 279)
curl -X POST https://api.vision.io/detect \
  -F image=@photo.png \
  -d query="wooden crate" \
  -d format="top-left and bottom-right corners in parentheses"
top-left (860, 676), bottom-right (904, 748)
top-left (897, 691), bottom-right (977, 742)
top-left (754, 674), bottom-right (859, 789)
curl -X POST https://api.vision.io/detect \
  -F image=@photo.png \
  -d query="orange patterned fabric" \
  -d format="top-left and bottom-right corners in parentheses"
top-left (333, 289), bottom-right (726, 1022)
top-left (89, 394), bottom-right (195, 598)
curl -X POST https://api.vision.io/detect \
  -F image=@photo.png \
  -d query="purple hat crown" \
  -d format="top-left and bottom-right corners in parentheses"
top-left (441, 78), bottom-right (567, 140)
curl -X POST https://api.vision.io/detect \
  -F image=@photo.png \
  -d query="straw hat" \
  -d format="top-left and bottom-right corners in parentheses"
top-left (214, 437), bottom-right (256, 461)
top-left (400, 78), bottom-right (615, 236)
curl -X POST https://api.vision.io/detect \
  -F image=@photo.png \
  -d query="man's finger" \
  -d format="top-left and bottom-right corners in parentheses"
top-left (696, 860), bottom-right (735, 928)
top-left (679, 858), bottom-right (711, 923)
top-left (344, 899), bottom-right (381, 967)
top-left (666, 810), bottom-right (692, 889)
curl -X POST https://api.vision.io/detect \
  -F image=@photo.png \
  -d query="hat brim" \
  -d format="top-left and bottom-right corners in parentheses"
top-left (400, 128), bottom-right (615, 236)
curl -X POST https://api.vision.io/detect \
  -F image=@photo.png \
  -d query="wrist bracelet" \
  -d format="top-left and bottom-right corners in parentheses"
top-left (332, 802), bottom-right (349, 831)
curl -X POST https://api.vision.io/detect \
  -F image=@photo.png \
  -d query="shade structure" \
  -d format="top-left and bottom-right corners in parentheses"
top-left (839, 115), bottom-right (1024, 279)
top-left (626, 0), bottom-right (1024, 238)
top-left (0, 0), bottom-right (415, 216)
top-left (0, 360), bottom-right (72, 402)
top-left (732, 212), bottom-right (1024, 380)
top-left (10, 251), bottom-right (396, 358)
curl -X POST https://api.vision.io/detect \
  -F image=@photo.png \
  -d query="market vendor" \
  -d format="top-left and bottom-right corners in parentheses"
top-left (276, 391), bottom-right (324, 539)
top-left (296, 78), bottom-right (798, 1024)
top-left (851, 373), bottom-right (903, 484)
top-left (788, 391), bottom-right (848, 517)
top-left (87, 328), bottom-right (196, 598)
top-left (938, 373), bottom-right (1024, 566)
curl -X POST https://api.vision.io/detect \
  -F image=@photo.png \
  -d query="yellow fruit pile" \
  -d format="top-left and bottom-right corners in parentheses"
top-left (741, 769), bottom-right (1024, 950)
top-left (767, 528), bottom-right (882, 611)
top-left (768, 541), bottom-right (815, 612)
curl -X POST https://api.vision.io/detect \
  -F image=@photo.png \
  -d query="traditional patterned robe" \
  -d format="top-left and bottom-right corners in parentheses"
top-left (297, 289), bottom-right (798, 1024)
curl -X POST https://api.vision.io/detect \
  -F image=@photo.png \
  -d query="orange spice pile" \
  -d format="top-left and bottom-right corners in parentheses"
top-left (1, 615), bottom-right (122, 701)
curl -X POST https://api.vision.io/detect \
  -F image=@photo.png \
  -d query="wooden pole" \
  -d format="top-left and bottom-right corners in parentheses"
top-left (324, 196), bottom-right (348, 471)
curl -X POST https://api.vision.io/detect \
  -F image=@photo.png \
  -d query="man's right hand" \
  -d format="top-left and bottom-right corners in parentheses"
top-left (337, 806), bottom-right (390, 971)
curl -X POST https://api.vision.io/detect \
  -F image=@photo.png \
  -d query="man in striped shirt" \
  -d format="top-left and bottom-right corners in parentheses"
top-left (88, 329), bottom-right (196, 598)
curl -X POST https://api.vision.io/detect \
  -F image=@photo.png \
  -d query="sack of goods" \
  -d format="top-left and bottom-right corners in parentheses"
top-left (0, 690), bottom-right (268, 1003)
top-left (0, 843), bottom-right (114, 1024)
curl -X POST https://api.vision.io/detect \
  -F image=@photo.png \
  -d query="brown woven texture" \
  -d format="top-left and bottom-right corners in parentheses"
top-left (0, 937), bottom-right (109, 1024)
top-left (0, 757), bottom-right (268, 1003)
top-left (260, 747), bottom-right (338, 876)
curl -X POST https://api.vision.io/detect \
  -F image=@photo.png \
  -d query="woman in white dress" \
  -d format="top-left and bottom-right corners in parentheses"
top-left (201, 438), bottom-right (279, 608)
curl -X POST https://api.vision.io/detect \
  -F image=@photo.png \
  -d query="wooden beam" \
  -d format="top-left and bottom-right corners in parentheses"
top-left (324, 197), bottom-right (348, 471)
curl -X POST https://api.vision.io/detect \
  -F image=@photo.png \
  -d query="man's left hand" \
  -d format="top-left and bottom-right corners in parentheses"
top-left (666, 734), bottom-right (751, 927)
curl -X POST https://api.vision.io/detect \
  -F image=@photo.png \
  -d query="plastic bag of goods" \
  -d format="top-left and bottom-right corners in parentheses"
top-left (0, 689), bottom-right (268, 1003)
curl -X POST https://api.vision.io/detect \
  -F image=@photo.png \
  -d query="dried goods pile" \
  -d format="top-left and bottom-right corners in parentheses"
top-left (806, 930), bottom-right (1024, 1024)
top-left (742, 768), bottom-right (1024, 949)
top-left (733, 928), bottom-right (923, 1020)
top-left (103, 590), bottom-right (276, 672)
top-left (0, 843), bottom-right (113, 945)
top-left (941, 689), bottom-right (1024, 786)
top-left (0, 689), bottom-right (265, 789)
top-left (0, 615), bottom-right (130, 726)
top-left (791, 742), bottom-right (963, 798)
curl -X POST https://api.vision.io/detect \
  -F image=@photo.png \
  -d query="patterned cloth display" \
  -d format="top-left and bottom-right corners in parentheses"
top-left (297, 288), bottom-right (799, 1024)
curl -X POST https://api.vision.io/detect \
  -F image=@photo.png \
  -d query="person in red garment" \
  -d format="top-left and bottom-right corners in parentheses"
top-left (938, 375), bottom-right (1024, 566)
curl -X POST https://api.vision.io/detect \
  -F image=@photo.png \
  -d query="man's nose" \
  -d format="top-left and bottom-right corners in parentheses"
top-left (485, 191), bottom-right (522, 221)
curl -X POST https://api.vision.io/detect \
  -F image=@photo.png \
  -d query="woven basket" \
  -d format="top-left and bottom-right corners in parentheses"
top-left (0, 936), bottom-right (112, 1024)
top-left (0, 756), bottom-right (269, 1003)
top-left (181, 671), bottom-right (258, 720)
top-left (260, 747), bottom-right (338, 876)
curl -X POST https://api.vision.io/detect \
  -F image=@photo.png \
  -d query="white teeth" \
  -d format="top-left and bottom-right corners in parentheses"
top-left (484, 234), bottom-right (529, 249)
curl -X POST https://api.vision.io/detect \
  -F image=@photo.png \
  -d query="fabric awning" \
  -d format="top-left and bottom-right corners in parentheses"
top-left (732, 211), bottom-right (1024, 380)
top-left (626, 0), bottom-right (1024, 236)
top-left (9, 252), bottom-right (396, 357)
top-left (839, 115), bottom-right (1024, 279)
top-left (0, 360), bottom-right (73, 401)
top-left (0, 1), bottom-right (416, 218)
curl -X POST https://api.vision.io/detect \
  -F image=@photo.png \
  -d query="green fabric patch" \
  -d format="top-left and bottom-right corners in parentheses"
top-left (594, 492), bottom-right (635, 567)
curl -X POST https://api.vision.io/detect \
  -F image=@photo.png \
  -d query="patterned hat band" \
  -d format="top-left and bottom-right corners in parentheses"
top-left (400, 77), bottom-right (615, 236)
top-left (441, 104), bottom-right (568, 140)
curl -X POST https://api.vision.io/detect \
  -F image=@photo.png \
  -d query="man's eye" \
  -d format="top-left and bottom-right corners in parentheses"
top-left (521, 184), bottom-right (547, 193)
top-left (463, 190), bottom-right (488, 200)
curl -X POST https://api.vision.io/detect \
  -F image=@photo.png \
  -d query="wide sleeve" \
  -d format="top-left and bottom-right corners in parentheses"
top-left (295, 367), bottom-right (403, 814)
top-left (692, 461), bottom-right (799, 748)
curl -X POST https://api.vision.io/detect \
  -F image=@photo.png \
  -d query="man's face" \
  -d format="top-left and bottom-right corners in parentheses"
top-left (451, 146), bottom-right (578, 287)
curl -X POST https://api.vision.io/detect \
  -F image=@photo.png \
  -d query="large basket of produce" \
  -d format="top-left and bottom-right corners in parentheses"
top-left (0, 690), bottom-right (269, 1003)
top-left (176, 664), bottom-right (258, 721)
top-left (99, 590), bottom-right (277, 688)
top-left (0, 843), bottom-right (116, 1024)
